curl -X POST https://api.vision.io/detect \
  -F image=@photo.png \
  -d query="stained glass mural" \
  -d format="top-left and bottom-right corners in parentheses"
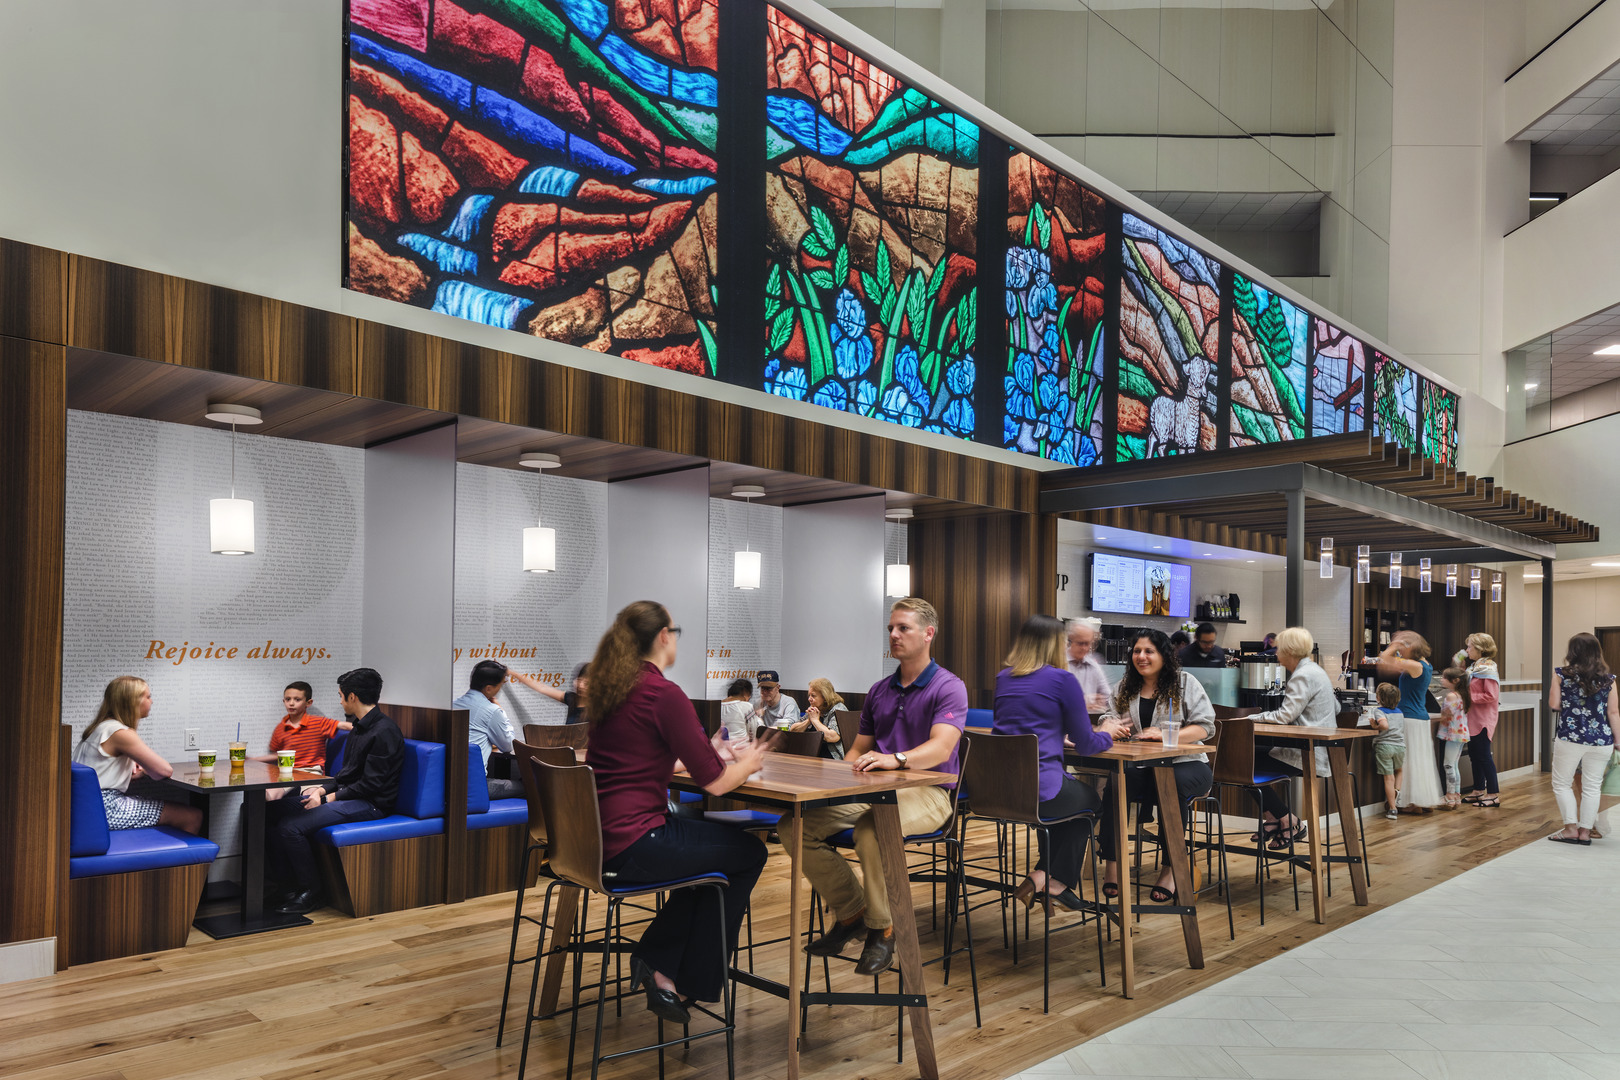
top-left (1004, 154), bottom-right (1107, 466)
top-left (1229, 273), bottom-right (1307, 447)
top-left (1309, 318), bottom-right (1366, 436)
top-left (1371, 351), bottom-right (1418, 452)
top-left (761, 6), bottom-right (979, 437)
top-left (1422, 379), bottom-right (1459, 466)
top-left (345, 0), bottom-right (720, 374)
top-left (1117, 214), bottom-right (1221, 460)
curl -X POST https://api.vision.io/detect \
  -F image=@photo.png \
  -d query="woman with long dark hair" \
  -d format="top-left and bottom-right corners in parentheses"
top-left (584, 601), bottom-right (771, 1023)
top-left (993, 615), bottom-right (1128, 912)
top-left (1548, 632), bottom-right (1619, 845)
top-left (1096, 629), bottom-right (1215, 903)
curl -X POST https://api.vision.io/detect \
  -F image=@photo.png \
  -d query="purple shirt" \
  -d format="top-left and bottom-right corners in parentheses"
top-left (860, 660), bottom-right (968, 787)
top-left (993, 666), bottom-right (1109, 801)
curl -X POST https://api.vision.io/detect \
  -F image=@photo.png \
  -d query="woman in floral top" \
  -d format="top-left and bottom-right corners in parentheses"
top-left (1548, 633), bottom-right (1620, 845)
top-left (1437, 668), bottom-right (1471, 809)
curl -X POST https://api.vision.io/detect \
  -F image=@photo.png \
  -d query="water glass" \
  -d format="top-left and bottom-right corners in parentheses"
top-left (1159, 717), bottom-right (1181, 749)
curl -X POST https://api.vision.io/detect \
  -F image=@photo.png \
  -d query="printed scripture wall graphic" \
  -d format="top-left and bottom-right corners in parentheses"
top-left (1228, 272), bottom-right (1308, 447)
top-left (762, 5), bottom-right (979, 438)
top-left (1004, 153), bottom-right (1107, 466)
top-left (345, 0), bottom-right (721, 373)
top-left (1116, 214), bottom-right (1222, 460)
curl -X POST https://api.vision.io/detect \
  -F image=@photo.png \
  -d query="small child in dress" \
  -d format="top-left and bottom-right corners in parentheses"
top-left (1372, 682), bottom-right (1406, 820)
top-left (1437, 667), bottom-right (1472, 810)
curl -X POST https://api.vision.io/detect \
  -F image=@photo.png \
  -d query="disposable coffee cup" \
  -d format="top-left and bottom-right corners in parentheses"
top-left (228, 742), bottom-right (247, 768)
top-left (198, 750), bottom-right (217, 768)
top-left (198, 774), bottom-right (216, 788)
top-left (277, 749), bottom-right (296, 770)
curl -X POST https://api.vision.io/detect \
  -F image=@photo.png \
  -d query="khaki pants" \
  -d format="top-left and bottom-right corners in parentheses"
top-left (795, 785), bottom-right (953, 930)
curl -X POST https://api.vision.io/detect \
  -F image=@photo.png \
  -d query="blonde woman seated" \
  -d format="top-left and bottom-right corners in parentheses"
top-left (791, 678), bottom-right (849, 759)
top-left (74, 676), bottom-right (203, 834)
top-left (1246, 626), bottom-right (1338, 848)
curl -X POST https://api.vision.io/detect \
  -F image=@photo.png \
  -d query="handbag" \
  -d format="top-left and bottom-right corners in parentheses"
top-left (1602, 748), bottom-right (1620, 797)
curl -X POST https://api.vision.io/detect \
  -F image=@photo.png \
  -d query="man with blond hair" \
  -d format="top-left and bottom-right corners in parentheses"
top-left (797, 597), bottom-right (967, 976)
top-left (1066, 617), bottom-right (1111, 715)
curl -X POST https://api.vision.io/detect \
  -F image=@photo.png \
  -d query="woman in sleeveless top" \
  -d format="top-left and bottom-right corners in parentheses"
top-left (73, 677), bottom-right (202, 833)
top-left (1548, 633), bottom-right (1619, 845)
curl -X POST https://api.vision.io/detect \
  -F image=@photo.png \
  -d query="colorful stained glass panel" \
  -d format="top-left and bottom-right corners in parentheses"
top-left (1117, 214), bottom-right (1222, 460)
top-left (1421, 379), bottom-right (1459, 466)
top-left (1229, 273), bottom-right (1308, 447)
top-left (762, 5), bottom-right (979, 437)
top-left (1309, 318), bottom-right (1366, 436)
top-left (1004, 153), bottom-right (1107, 466)
top-left (345, 0), bottom-right (720, 374)
top-left (1371, 351), bottom-right (1418, 452)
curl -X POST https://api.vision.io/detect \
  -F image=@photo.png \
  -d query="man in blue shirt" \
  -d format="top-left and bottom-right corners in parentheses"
top-left (453, 660), bottom-right (556, 797)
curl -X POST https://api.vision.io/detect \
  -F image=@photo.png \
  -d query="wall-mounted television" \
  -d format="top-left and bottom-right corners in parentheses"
top-left (1089, 552), bottom-right (1192, 618)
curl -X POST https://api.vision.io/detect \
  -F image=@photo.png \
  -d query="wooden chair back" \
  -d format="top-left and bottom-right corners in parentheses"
top-left (1212, 705), bottom-right (1263, 720)
top-left (771, 730), bottom-right (825, 758)
top-left (1211, 717), bottom-right (1260, 786)
top-left (959, 732), bottom-right (1040, 824)
top-left (522, 723), bottom-right (590, 750)
top-left (530, 757), bottom-right (608, 894)
top-left (512, 740), bottom-right (580, 848)
top-left (837, 708), bottom-right (860, 756)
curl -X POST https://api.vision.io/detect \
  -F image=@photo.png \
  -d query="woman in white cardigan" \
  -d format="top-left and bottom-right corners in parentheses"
top-left (1247, 626), bottom-right (1339, 848)
top-left (1098, 629), bottom-right (1215, 904)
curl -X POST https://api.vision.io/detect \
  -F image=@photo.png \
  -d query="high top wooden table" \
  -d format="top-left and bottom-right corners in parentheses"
top-left (535, 754), bottom-right (956, 1080)
top-left (1245, 724), bottom-right (1378, 924)
top-left (156, 759), bottom-right (333, 938)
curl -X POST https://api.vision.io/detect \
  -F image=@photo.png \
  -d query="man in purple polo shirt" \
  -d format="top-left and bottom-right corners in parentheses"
top-left (798, 597), bottom-right (967, 976)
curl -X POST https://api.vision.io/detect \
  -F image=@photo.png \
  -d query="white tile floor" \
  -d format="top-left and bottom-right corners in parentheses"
top-left (1009, 836), bottom-right (1619, 1080)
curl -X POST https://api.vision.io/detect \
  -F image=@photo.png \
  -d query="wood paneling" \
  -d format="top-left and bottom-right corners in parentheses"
top-left (1351, 574), bottom-right (1508, 675)
top-left (55, 726), bottom-right (71, 970)
top-left (66, 862), bottom-right (209, 967)
top-left (318, 834), bottom-right (447, 918)
top-left (465, 823), bottom-right (537, 900)
top-left (388, 704), bottom-right (469, 906)
top-left (911, 512), bottom-right (1057, 707)
top-left (0, 337), bottom-right (65, 947)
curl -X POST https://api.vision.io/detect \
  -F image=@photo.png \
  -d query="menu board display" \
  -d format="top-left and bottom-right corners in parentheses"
top-left (1089, 552), bottom-right (1192, 618)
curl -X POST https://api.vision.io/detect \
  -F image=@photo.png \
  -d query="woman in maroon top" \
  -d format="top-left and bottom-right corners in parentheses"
top-left (585, 601), bottom-right (771, 1025)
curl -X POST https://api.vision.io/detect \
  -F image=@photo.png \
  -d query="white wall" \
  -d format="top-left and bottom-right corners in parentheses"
top-left (1503, 410), bottom-right (1620, 561)
top-left (452, 464), bottom-right (608, 725)
top-left (1522, 577), bottom-right (1620, 680)
top-left (607, 468), bottom-right (710, 697)
top-left (781, 496), bottom-right (886, 695)
top-left (1505, 0), bottom-right (1620, 138)
top-left (363, 425), bottom-right (455, 707)
top-left (1503, 168), bottom-right (1620, 351)
top-left (706, 496), bottom-right (784, 699)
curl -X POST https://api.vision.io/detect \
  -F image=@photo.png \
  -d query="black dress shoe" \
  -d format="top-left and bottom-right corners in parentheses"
top-left (630, 957), bottom-right (691, 1025)
top-left (274, 889), bottom-right (323, 915)
top-left (853, 928), bottom-right (895, 976)
top-left (804, 914), bottom-right (866, 956)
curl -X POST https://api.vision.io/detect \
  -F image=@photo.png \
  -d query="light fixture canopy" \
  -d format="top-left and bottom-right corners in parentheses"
top-left (1389, 551), bottom-right (1403, 589)
top-left (1319, 537), bottom-right (1334, 579)
top-left (206, 404), bottom-right (260, 556)
top-left (1356, 544), bottom-right (1370, 584)
top-left (521, 452), bottom-right (563, 572)
top-left (732, 486), bottom-right (765, 590)
top-left (1419, 557), bottom-right (1432, 593)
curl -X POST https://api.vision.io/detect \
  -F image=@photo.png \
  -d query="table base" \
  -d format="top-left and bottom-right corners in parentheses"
top-left (193, 909), bottom-right (313, 939)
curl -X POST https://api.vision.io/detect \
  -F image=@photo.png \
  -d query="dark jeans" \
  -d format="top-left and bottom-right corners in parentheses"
top-left (268, 799), bottom-right (385, 892)
top-left (1034, 775), bottom-right (1102, 888)
top-left (603, 815), bottom-right (768, 1002)
top-left (488, 776), bottom-right (524, 799)
top-left (1256, 751), bottom-right (1303, 818)
top-left (1097, 760), bottom-right (1213, 861)
top-left (1466, 727), bottom-right (1499, 795)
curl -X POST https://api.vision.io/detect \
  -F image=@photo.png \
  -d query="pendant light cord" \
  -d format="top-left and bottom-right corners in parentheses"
top-left (229, 421), bottom-right (237, 499)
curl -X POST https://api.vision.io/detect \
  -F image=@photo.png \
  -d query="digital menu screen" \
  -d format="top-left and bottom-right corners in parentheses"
top-left (1089, 552), bottom-right (1192, 618)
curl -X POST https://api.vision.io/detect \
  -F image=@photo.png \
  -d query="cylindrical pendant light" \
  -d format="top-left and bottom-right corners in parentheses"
top-left (1419, 558), bottom-right (1432, 593)
top-left (732, 485), bottom-right (764, 590)
top-left (1446, 564), bottom-right (1459, 597)
top-left (1491, 571), bottom-right (1503, 603)
top-left (886, 507), bottom-right (914, 596)
top-left (1469, 567), bottom-right (1482, 600)
top-left (1389, 552), bottom-right (1403, 589)
top-left (519, 452), bottom-right (561, 573)
top-left (1319, 537), bottom-right (1334, 578)
top-left (1356, 545), bottom-right (1370, 584)
top-left (205, 403), bottom-right (262, 556)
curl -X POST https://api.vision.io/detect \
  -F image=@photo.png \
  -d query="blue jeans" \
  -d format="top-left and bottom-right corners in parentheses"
top-left (268, 798), bottom-right (384, 892)
top-left (604, 815), bottom-right (767, 1002)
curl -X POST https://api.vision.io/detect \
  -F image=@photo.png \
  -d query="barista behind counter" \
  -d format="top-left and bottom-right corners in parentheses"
top-left (1177, 623), bottom-right (1228, 667)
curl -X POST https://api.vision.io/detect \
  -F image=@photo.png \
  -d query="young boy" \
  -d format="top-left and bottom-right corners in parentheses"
top-left (256, 682), bottom-right (351, 802)
top-left (1371, 682), bottom-right (1406, 820)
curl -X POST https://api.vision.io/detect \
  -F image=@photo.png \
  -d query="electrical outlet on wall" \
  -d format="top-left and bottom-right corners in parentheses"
top-left (184, 729), bottom-right (200, 751)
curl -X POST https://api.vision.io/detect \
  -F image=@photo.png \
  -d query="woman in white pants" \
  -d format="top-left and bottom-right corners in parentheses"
top-left (1548, 632), bottom-right (1619, 846)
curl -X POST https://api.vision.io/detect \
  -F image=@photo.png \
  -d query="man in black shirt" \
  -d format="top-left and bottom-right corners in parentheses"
top-left (269, 667), bottom-right (404, 915)
top-left (1177, 623), bottom-right (1228, 667)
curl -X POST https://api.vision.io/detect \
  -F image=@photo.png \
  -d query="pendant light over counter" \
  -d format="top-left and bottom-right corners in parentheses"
top-left (205, 403), bottom-right (261, 556)
top-left (731, 486), bottom-right (764, 590)
top-left (885, 507), bottom-right (913, 597)
top-left (519, 452), bottom-right (561, 573)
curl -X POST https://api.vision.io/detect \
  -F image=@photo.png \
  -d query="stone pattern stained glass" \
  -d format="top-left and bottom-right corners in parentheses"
top-left (345, 0), bottom-right (720, 374)
top-left (1309, 318), bottom-right (1366, 436)
top-left (1229, 272), bottom-right (1308, 447)
top-left (761, 5), bottom-right (979, 437)
top-left (1117, 214), bottom-right (1221, 460)
top-left (1004, 154), bottom-right (1107, 466)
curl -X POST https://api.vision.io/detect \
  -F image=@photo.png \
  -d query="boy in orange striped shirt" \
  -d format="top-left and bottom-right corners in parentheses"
top-left (255, 683), bottom-right (352, 792)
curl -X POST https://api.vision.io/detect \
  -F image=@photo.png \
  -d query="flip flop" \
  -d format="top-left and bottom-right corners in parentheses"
top-left (1547, 835), bottom-right (1586, 845)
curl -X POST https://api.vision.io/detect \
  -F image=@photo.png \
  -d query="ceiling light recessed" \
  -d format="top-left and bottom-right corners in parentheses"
top-left (1246, 559), bottom-right (1255, 563)
top-left (1524, 382), bottom-right (1539, 390)
top-left (1595, 345), bottom-right (1620, 356)
top-left (1592, 561), bottom-right (1620, 567)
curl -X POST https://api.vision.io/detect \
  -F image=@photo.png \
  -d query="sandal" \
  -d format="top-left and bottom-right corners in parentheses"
top-left (1149, 882), bottom-right (1177, 903)
top-left (1461, 793), bottom-right (1485, 805)
top-left (1268, 822), bottom-right (1307, 849)
top-left (1101, 881), bottom-right (1120, 900)
top-left (1249, 821), bottom-right (1283, 843)
top-left (1473, 796), bottom-right (1501, 808)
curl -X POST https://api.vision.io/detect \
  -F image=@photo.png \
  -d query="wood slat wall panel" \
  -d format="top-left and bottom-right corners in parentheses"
top-left (465, 824), bottom-right (535, 899)
top-left (388, 704), bottom-right (469, 906)
top-left (1351, 575), bottom-right (1508, 675)
top-left (66, 863), bottom-right (211, 967)
top-left (0, 337), bottom-right (66, 947)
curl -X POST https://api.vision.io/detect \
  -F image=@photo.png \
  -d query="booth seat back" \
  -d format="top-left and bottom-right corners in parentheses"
top-left (325, 730), bottom-right (349, 776)
top-left (465, 747), bottom-right (527, 830)
top-left (467, 748), bottom-right (490, 814)
top-left (67, 763), bottom-right (219, 879)
top-left (316, 738), bottom-right (446, 849)
top-left (966, 708), bottom-right (994, 730)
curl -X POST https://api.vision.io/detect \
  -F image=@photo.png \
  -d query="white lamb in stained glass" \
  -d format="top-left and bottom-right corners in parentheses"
top-left (1147, 354), bottom-right (1211, 457)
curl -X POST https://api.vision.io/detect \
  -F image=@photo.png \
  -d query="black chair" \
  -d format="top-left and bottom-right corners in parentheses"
top-left (1210, 716), bottom-right (1300, 927)
top-left (517, 758), bottom-right (736, 1080)
top-left (961, 731), bottom-right (1104, 1012)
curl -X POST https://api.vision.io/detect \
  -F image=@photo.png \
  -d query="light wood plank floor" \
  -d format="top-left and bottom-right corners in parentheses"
top-left (5, 774), bottom-right (1565, 1080)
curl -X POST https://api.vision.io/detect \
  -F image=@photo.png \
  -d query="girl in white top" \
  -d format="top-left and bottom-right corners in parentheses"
top-left (719, 678), bottom-right (755, 746)
top-left (73, 676), bottom-right (202, 833)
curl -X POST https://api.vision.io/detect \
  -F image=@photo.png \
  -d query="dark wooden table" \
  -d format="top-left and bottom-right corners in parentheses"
top-left (535, 753), bottom-right (956, 1080)
top-left (156, 759), bottom-right (332, 938)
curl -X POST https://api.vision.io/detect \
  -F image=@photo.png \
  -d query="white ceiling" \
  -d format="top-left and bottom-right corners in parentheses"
top-left (1519, 302), bottom-right (1620, 402)
top-left (1527, 555), bottom-right (1620, 583)
top-left (1516, 59), bottom-right (1620, 155)
top-left (1130, 190), bottom-right (1323, 234)
top-left (1056, 518), bottom-right (1287, 570)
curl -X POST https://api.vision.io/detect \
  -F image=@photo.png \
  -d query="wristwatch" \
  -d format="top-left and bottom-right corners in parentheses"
top-left (893, 752), bottom-right (909, 770)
